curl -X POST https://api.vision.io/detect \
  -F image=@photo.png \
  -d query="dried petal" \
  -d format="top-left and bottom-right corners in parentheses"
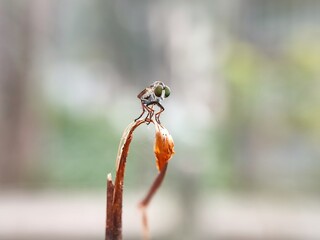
top-left (154, 123), bottom-right (175, 171)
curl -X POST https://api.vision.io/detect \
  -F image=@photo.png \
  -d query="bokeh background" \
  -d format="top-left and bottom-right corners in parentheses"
top-left (1, 0), bottom-right (320, 239)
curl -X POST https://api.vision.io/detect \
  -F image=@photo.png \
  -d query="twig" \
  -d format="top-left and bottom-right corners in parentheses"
top-left (139, 163), bottom-right (168, 207)
top-left (105, 118), bottom-right (174, 240)
top-left (139, 163), bottom-right (168, 240)
top-left (106, 174), bottom-right (114, 239)
top-left (105, 119), bottom-right (146, 240)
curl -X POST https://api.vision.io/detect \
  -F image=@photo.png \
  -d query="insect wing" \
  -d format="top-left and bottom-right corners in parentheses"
top-left (137, 88), bottom-right (151, 99)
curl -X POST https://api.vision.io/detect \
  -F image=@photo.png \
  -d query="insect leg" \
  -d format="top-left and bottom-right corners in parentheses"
top-left (147, 101), bottom-right (164, 124)
top-left (155, 102), bottom-right (165, 124)
top-left (134, 102), bottom-right (147, 121)
top-left (144, 104), bottom-right (155, 124)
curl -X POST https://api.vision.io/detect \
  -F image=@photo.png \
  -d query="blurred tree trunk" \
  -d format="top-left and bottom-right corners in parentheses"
top-left (0, 1), bottom-right (37, 187)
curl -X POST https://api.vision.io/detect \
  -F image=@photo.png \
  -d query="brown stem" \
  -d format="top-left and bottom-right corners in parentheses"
top-left (105, 119), bottom-right (146, 240)
top-left (139, 163), bottom-right (168, 240)
top-left (105, 119), bottom-right (170, 240)
top-left (139, 163), bottom-right (168, 207)
top-left (106, 174), bottom-right (114, 239)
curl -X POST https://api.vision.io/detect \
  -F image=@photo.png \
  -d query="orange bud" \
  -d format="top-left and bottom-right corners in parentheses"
top-left (154, 123), bottom-right (175, 172)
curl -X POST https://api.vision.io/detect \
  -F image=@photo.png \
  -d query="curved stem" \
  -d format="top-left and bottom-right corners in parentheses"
top-left (106, 119), bottom-right (148, 240)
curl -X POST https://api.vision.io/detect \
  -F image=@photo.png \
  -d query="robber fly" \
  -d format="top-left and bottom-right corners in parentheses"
top-left (135, 81), bottom-right (171, 124)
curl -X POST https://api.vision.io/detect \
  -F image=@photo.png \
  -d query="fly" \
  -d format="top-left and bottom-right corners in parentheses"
top-left (135, 81), bottom-right (171, 124)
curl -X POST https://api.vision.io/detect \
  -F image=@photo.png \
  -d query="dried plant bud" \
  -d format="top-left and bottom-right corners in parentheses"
top-left (154, 123), bottom-right (175, 172)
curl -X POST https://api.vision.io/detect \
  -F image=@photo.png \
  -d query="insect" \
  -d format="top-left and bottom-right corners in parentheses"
top-left (135, 81), bottom-right (171, 124)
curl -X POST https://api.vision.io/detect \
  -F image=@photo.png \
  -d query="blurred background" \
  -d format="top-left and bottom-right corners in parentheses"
top-left (1, 0), bottom-right (320, 239)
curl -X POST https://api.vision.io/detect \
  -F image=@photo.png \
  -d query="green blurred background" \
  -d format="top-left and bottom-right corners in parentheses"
top-left (1, 0), bottom-right (320, 239)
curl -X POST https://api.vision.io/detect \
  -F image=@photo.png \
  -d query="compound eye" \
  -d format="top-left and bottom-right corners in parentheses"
top-left (154, 85), bottom-right (163, 97)
top-left (164, 86), bottom-right (171, 98)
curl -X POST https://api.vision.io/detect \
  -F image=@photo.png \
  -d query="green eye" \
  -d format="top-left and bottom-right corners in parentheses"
top-left (164, 86), bottom-right (171, 98)
top-left (154, 85), bottom-right (163, 97)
